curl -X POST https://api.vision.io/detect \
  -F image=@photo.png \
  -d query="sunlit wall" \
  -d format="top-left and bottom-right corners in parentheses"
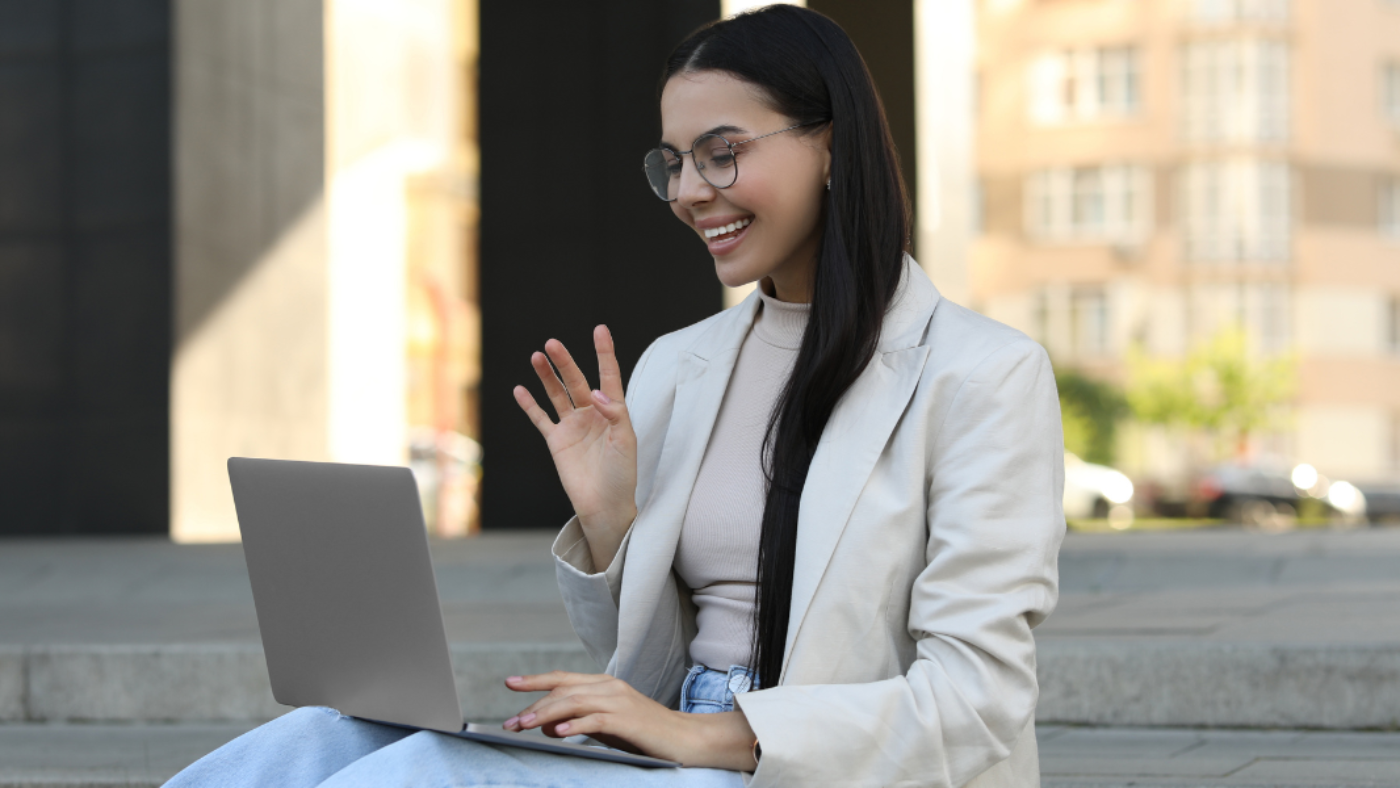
top-left (171, 0), bottom-right (477, 542)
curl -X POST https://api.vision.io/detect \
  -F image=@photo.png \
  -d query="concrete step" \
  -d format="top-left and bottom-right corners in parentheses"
top-left (1037, 725), bottom-right (1400, 788)
top-left (1036, 640), bottom-right (1400, 729)
top-left (4, 640), bottom-right (1399, 730)
top-left (0, 721), bottom-right (258, 788)
top-left (3, 722), bottom-right (1398, 788)
top-left (0, 643), bottom-right (596, 725)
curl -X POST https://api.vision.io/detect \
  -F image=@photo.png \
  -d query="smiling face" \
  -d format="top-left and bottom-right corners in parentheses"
top-left (659, 70), bottom-right (830, 303)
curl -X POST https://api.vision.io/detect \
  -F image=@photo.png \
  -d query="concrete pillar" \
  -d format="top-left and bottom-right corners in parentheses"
top-left (914, 0), bottom-right (975, 307)
top-left (171, 0), bottom-right (458, 542)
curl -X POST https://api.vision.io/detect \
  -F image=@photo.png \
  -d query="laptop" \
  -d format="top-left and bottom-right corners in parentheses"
top-left (227, 457), bottom-right (677, 768)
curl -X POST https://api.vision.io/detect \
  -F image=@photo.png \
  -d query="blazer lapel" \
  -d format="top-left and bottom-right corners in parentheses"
top-left (779, 258), bottom-right (942, 682)
top-left (612, 296), bottom-right (758, 694)
top-left (612, 256), bottom-right (943, 690)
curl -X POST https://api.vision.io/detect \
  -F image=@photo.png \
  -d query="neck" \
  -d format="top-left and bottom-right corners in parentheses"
top-left (761, 235), bottom-right (819, 303)
top-left (760, 273), bottom-right (811, 304)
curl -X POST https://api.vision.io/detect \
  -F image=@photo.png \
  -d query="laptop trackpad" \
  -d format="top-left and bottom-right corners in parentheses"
top-left (454, 724), bottom-right (679, 768)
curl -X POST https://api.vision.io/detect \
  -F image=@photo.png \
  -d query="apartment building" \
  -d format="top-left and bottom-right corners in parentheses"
top-left (971, 0), bottom-right (1400, 484)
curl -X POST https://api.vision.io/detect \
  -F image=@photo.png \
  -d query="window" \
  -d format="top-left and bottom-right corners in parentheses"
top-left (1252, 282), bottom-right (1291, 353)
top-left (1184, 282), bottom-right (1291, 352)
top-left (1188, 0), bottom-right (1290, 24)
top-left (1070, 287), bottom-right (1109, 358)
top-left (1380, 178), bottom-right (1400, 239)
top-left (1388, 296), bottom-right (1400, 355)
top-left (1182, 39), bottom-right (1289, 143)
top-left (1028, 46), bottom-right (1140, 125)
top-left (1025, 164), bottom-right (1152, 243)
top-left (1382, 62), bottom-right (1400, 127)
top-left (1033, 289), bottom-right (1050, 348)
top-left (1183, 159), bottom-right (1291, 263)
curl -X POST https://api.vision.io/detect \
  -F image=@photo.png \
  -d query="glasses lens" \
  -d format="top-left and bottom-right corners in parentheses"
top-left (643, 148), bottom-right (681, 201)
top-left (693, 135), bottom-right (737, 189)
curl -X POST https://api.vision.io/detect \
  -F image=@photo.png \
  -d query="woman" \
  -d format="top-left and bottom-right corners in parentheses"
top-left (165, 6), bottom-right (1063, 787)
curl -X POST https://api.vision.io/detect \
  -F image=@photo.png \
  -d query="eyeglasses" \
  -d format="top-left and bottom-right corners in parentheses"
top-left (642, 120), bottom-right (827, 202)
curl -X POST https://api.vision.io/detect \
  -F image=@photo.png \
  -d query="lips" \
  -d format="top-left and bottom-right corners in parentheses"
top-left (705, 218), bottom-right (752, 255)
top-left (694, 212), bottom-right (756, 256)
top-left (703, 216), bottom-right (753, 240)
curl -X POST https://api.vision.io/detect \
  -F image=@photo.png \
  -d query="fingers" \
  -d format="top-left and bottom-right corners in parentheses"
top-left (594, 325), bottom-right (625, 403)
top-left (509, 688), bottom-right (618, 734)
top-left (505, 671), bottom-right (612, 695)
top-left (587, 387), bottom-right (630, 429)
top-left (544, 339), bottom-right (592, 407)
top-left (530, 351), bottom-right (574, 417)
top-left (512, 386), bottom-right (553, 438)
top-left (503, 673), bottom-right (625, 731)
top-left (549, 712), bottom-right (615, 739)
top-left (521, 333), bottom-right (626, 427)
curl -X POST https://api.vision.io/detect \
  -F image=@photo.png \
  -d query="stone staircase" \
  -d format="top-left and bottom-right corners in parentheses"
top-left (2, 529), bottom-right (1398, 786)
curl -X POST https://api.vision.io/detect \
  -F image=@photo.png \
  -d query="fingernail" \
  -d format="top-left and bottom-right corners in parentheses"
top-left (520, 713), bottom-right (536, 724)
top-left (503, 716), bottom-right (518, 728)
top-left (592, 390), bottom-right (611, 405)
top-left (557, 722), bottom-right (571, 733)
top-left (507, 676), bottom-right (523, 683)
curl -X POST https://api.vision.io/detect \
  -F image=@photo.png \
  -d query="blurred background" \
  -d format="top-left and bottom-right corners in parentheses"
top-left (0, 0), bottom-right (1397, 542)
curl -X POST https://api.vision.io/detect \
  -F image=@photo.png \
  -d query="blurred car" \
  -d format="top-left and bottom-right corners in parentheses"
top-left (1352, 481), bottom-right (1400, 524)
top-left (1194, 463), bottom-right (1300, 525)
top-left (1063, 452), bottom-right (1134, 524)
top-left (1194, 461), bottom-right (1367, 527)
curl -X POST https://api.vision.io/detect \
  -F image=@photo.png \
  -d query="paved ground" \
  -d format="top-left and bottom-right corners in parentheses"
top-left (2, 524), bottom-right (1398, 786)
top-left (1046, 528), bottom-right (1400, 645)
top-left (1, 723), bottom-right (1397, 787)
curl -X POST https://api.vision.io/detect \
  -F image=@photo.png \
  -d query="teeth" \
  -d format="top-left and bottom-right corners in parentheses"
top-left (704, 217), bottom-right (751, 239)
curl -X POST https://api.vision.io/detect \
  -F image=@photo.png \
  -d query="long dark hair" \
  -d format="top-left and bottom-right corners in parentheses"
top-left (660, 5), bottom-right (912, 688)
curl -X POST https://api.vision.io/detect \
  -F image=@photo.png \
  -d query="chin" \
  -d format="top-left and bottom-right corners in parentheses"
top-left (714, 258), bottom-right (763, 290)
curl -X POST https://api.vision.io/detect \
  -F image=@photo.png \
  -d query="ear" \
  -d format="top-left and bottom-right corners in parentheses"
top-left (815, 123), bottom-right (833, 184)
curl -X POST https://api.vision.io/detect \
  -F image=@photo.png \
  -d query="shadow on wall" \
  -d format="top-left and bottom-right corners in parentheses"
top-left (170, 0), bottom-right (330, 543)
top-left (172, 0), bottom-right (469, 543)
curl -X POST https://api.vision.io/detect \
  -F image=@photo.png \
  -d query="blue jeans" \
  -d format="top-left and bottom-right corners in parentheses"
top-left (678, 664), bottom-right (757, 714)
top-left (162, 665), bottom-right (755, 788)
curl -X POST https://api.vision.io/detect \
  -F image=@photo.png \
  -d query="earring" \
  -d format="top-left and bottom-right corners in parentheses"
top-left (826, 177), bottom-right (831, 191)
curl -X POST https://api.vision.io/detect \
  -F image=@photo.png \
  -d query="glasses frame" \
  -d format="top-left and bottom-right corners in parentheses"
top-left (643, 119), bottom-right (828, 202)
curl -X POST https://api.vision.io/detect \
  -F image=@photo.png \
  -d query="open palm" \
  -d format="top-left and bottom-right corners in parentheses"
top-left (513, 326), bottom-right (637, 566)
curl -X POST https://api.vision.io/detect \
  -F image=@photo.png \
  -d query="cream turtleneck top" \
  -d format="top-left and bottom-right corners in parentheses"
top-left (673, 286), bottom-right (810, 672)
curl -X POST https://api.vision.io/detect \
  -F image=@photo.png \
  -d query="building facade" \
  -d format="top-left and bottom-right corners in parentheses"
top-left (972, 0), bottom-right (1400, 485)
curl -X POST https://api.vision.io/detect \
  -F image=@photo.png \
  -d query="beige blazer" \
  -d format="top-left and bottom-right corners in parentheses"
top-left (552, 254), bottom-right (1065, 787)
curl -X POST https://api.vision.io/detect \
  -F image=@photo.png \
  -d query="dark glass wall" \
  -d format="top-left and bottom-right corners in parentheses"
top-left (0, 0), bottom-right (171, 535)
top-left (478, 0), bottom-right (723, 530)
top-left (808, 0), bottom-right (918, 225)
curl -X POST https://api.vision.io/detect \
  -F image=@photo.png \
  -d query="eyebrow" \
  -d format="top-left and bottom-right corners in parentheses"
top-left (659, 124), bottom-right (749, 150)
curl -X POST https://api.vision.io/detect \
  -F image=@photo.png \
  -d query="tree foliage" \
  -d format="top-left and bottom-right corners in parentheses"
top-left (1126, 325), bottom-right (1296, 460)
top-left (1056, 368), bottom-right (1129, 466)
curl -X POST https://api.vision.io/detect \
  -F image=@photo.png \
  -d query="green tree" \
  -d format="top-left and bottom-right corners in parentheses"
top-left (1126, 325), bottom-right (1296, 461)
top-left (1056, 369), bottom-right (1129, 466)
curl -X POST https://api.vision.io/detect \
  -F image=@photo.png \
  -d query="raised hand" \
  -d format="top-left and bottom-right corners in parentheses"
top-left (513, 325), bottom-right (637, 570)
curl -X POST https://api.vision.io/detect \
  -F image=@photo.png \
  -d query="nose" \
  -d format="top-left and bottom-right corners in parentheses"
top-left (676, 153), bottom-right (715, 207)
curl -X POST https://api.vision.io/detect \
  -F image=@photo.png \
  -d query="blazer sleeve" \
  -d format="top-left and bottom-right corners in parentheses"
top-left (735, 338), bottom-right (1066, 788)
top-left (551, 338), bottom-right (661, 670)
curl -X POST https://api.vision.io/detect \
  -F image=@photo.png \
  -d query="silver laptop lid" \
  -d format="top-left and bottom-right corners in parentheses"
top-left (228, 457), bottom-right (464, 733)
